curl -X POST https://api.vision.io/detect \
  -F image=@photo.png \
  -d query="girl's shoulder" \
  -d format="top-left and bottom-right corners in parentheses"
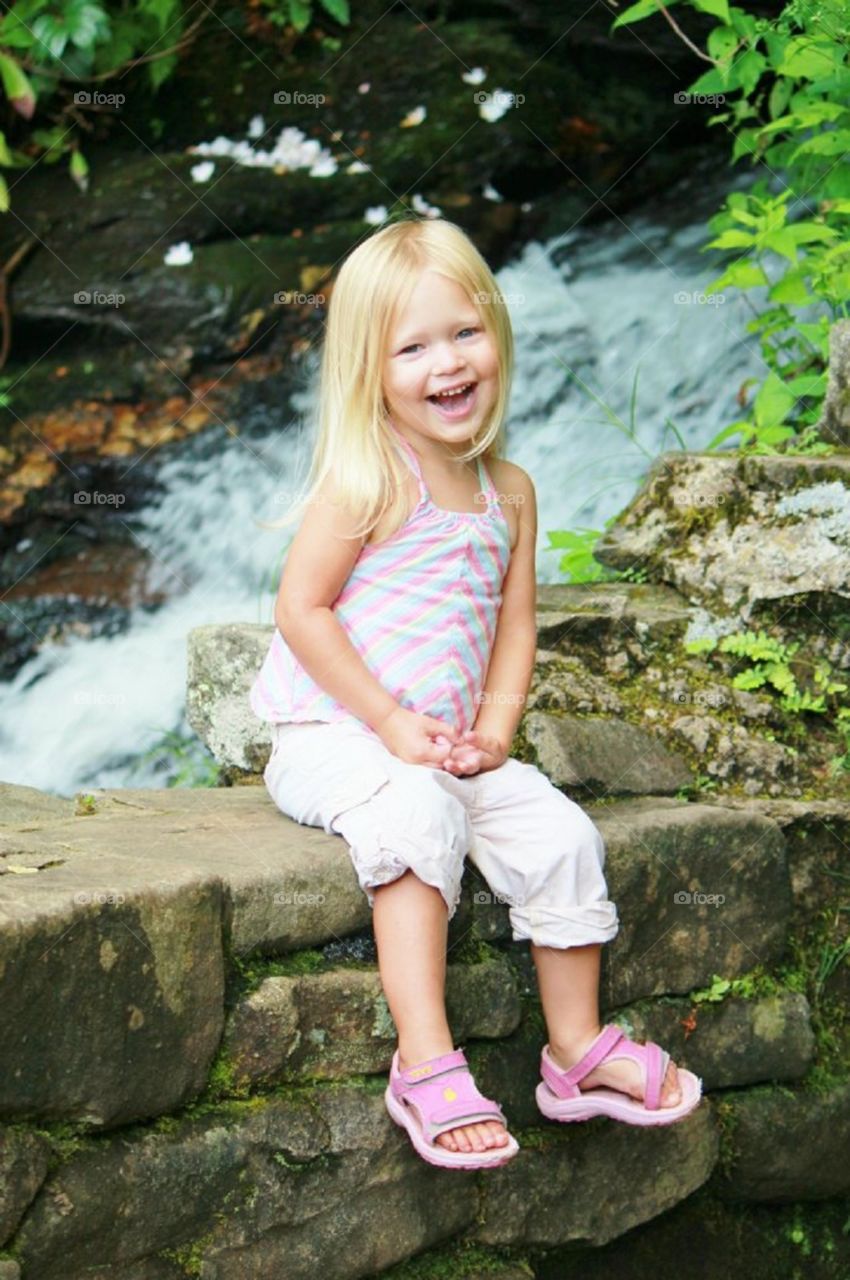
top-left (483, 455), bottom-right (533, 494)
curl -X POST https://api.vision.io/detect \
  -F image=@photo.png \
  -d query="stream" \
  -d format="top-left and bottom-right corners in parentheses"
top-left (1, 158), bottom-right (764, 796)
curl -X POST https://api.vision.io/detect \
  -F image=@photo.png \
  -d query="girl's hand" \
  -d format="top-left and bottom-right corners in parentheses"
top-left (434, 730), bottom-right (507, 776)
top-left (376, 706), bottom-right (460, 767)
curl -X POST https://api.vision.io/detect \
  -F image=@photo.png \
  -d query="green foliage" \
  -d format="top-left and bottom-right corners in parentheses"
top-left (135, 728), bottom-right (221, 787)
top-left (828, 708), bottom-right (850, 774)
top-left (259, 0), bottom-right (350, 33)
top-left (686, 627), bottom-right (848, 715)
top-left (609, 0), bottom-right (850, 453)
top-left (0, 0), bottom-right (350, 204)
top-left (548, 367), bottom-right (674, 582)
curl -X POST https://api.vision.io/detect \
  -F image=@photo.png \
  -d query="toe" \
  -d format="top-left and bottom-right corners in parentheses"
top-left (663, 1061), bottom-right (682, 1105)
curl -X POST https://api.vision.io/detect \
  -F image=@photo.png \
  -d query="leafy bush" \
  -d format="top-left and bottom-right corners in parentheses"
top-left (0, 0), bottom-right (350, 209)
top-left (613, 0), bottom-right (850, 454)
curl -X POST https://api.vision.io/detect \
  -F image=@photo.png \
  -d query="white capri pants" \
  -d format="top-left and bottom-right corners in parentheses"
top-left (263, 718), bottom-right (619, 950)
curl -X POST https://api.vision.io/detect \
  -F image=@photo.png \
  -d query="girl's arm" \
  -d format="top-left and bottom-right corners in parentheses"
top-left (274, 476), bottom-right (401, 734)
top-left (470, 464), bottom-right (538, 754)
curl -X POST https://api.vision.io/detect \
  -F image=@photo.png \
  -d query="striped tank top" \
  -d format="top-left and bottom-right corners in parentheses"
top-left (249, 425), bottom-right (512, 736)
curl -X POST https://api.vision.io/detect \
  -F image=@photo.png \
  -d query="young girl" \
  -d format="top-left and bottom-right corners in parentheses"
top-left (250, 216), bottom-right (701, 1170)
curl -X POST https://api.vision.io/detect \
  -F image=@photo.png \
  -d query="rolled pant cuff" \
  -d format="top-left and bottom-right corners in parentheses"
top-left (509, 903), bottom-right (620, 949)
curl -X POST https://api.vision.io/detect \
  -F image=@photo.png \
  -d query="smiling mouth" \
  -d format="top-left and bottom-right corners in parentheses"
top-left (427, 382), bottom-right (476, 407)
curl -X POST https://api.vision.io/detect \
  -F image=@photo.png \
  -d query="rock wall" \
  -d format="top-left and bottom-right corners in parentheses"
top-left (3, 451), bottom-right (850, 1277)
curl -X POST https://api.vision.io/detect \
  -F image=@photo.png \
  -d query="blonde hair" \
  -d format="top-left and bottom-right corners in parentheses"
top-left (259, 215), bottom-right (514, 542)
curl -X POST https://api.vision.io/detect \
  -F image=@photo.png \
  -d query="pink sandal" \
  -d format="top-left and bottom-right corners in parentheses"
top-left (385, 1047), bottom-right (520, 1169)
top-left (536, 1024), bottom-right (703, 1126)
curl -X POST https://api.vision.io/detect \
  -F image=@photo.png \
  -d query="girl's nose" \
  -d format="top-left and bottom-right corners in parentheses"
top-left (431, 343), bottom-right (465, 375)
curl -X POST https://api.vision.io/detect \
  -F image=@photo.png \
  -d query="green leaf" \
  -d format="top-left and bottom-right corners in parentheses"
top-left (0, 53), bottom-right (36, 116)
top-left (720, 261), bottom-right (769, 288)
top-left (790, 130), bottom-right (850, 163)
top-left (318, 0), bottom-right (349, 22)
top-left (776, 38), bottom-right (837, 79)
top-left (728, 5), bottom-right (757, 38)
top-left (147, 49), bottom-right (177, 91)
top-left (785, 371), bottom-right (827, 397)
top-left (30, 12), bottom-right (69, 57)
top-left (687, 66), bottom-right (729, 96)
top-left (0, 129), bottom-right (12, 165)
top-left (288, 0), bottom-right (313, 30)
top-left (140, 0), bottom-right (180, 35)
top-left (610, 0), bottom-right (665, 30)
top-left (692, 0), bottom-right (730, 21)
top-left (707, 24), bottom-right (738, 61)
top-left (769, 268), bottom-right (815, 306)
top-left (768, 76), bottom-right (793, 120)
top-left (0, 172), bottom-right (8, 213)
top-left (734, 49), bottom-right (767, 95)
top-left (706, 228), bottom-right (754, 250)
top-left (67, 0), bottom-right (110, 50)
top-left (753, 372), bottom-right (796, 430)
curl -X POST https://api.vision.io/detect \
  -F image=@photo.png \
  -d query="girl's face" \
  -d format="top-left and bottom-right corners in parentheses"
top-left (382, 268), bottom-right (499, 453)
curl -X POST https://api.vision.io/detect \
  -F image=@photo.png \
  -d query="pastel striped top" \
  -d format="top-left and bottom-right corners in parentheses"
top-left (249, 424), bottom-right (512, 737)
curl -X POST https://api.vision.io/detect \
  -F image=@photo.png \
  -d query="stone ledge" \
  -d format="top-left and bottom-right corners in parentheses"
top-left (0, 785), bottom-right (798, 1129)
top-left (709, 1079), bottom-right (850, 1202)
top-left (8, 1086), bottom-right (719, 1279)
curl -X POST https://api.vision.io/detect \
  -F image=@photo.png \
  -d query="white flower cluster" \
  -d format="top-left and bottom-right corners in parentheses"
top-left (188, 118), bottom-right (338, 178)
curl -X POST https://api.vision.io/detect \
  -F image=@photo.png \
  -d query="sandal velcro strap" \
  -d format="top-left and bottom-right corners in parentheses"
top-left (391, 1047), bottom-right (468, 1094)
top-left (540, 1025), bottom-right (624, 1099)
top-left (390, 1047), bottom-right (507, 1144)
top-left (540, 1025), bottom-right (673, 1111)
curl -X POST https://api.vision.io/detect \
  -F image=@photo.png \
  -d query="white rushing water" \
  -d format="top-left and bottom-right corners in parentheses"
top-left (1, 163), bottom-right (770, 795)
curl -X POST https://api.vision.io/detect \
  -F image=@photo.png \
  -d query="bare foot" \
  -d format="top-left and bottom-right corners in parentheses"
top-left (397, 1052), bottom-right (511, 1154)
top-left (548, 1028), bottom-right (683, 1107)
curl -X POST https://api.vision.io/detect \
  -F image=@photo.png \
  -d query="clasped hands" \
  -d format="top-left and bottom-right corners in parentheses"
top-left (375, 706), bottom-right (506, 775)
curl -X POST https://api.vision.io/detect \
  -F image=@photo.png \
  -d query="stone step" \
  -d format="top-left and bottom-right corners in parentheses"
top-left (7, 1083), bottom-right (718, 1280)
top-left (223, 956), bottom-right (522, 1086)
top-left (0, 784), bottom-right (796, 1128)
top-left (708, 1077), bottom-right (850, 1202)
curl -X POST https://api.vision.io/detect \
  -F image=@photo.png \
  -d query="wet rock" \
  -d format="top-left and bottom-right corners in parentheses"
top-left (223, 956), bottom-right (521, 1084)
top-left (0, 1126), bottom-right (51, 1246)
top-left (12, 1090), bottom-right (480, 1280)
top-left (594, 453), bottom-right (850, 618)
top-left (711, 1080), bottom-right (850, 1202)
top-left (0, 830), bottom-right (225, 1127)
top-left (610, 990), bottom-right (815, 1089)
top-left (595, 799), bottom-right (791, 1006)
top-left (815, 318), bottom-right (850, 447)
top-left (473, 1101), bottom-right (717, 1248)
top-left (524, 710), bottom-right (692, 797)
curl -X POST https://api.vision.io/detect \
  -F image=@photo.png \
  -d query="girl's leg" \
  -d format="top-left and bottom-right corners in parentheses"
top-left (531, 942), bottom-right (682, 1105)
top-left (372, 870), bottom-right (511, 1153)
